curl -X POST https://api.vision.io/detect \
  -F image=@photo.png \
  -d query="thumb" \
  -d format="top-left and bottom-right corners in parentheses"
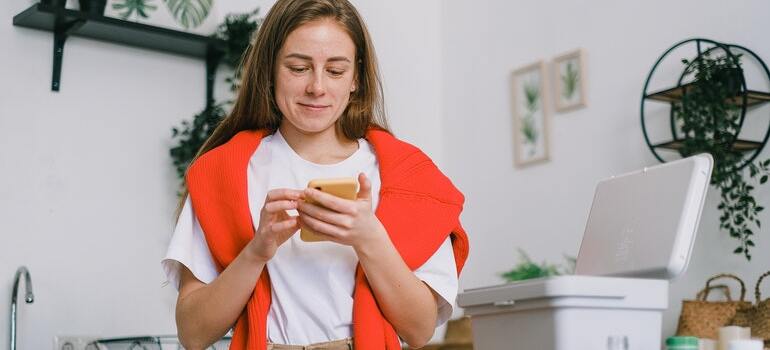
top-left (356, 172), bottom-right (372, 201)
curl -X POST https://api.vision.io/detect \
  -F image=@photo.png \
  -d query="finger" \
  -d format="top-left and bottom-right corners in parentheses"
top-left (265, 189), bottom-right (303, 202)
top-left (263, 200), bottom-right (298, 214)
top-left (356, 172), bottom-right (372, 201)
top-left (297, 201), bottom-right (354, 229)
top-left (299, 213), bottom-right (345, 239)
top-left (268, 217), bottom-right (300, 239)
top-left (303, 188), bottom-right (355, 214)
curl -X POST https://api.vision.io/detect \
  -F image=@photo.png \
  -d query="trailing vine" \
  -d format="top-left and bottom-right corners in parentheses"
top-left (169, 8), bottom-right (260, 193)
top-left (672, 51), bottom-right (769, 261)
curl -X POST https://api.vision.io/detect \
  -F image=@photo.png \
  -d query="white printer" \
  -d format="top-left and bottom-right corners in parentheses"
top-left (458, 154), bottom-right (714, 350)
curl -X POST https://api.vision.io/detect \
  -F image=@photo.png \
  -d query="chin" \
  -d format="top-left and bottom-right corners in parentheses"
top-left (288, 117), bottom-right (338, 135)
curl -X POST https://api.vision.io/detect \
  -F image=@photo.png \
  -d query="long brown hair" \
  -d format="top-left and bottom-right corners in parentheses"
top-left (175, 0), bottom-right (389, 217)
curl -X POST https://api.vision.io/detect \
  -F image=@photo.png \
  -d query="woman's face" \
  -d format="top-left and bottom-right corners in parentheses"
top-left (274, 18), bottom-right (357, 137)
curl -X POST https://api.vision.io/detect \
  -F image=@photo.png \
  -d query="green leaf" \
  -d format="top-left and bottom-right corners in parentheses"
top-left (164, 0), bottom-right (213, 29)
top-left (757, 206), bottom-right (765, 212)
top-left (734, 247), bottom-right (744, 254)
top-left (112, 0), bottom-right (158, 20)
top-left (500, 249), bottom-right (566, 282)
top-left (747, 240), bottom-right (755, 247)
top-left (761, 175), bottom-right (768, 184)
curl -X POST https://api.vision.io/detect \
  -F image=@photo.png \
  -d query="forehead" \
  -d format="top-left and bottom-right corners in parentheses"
top-left (281, 18), bottom-right (356, 60)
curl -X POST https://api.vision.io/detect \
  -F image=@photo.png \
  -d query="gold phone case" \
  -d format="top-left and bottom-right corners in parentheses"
top-left (300, 177), bottom-right (359, 242)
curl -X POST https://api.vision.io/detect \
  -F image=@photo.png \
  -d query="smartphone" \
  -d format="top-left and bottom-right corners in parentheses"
top-left (300, 177), bottom-right (359, 242)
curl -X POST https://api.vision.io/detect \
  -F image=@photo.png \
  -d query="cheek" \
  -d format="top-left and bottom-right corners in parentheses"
top-left (274, 71), bottom-right (303, 99)
top-left (331, 79), bottom-right (355, 100)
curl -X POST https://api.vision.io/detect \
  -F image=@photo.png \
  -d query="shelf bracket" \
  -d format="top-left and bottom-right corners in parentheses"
top-left (205, 49), bottom-right (223, 109)
top-left (51, 18), bottom-right (86, 91)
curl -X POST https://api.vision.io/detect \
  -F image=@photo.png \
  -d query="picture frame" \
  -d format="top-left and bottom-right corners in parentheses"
top-left (511, 60), bottom-right (550, 167)
top-left (102, 0), bottom-right (220, 35)
top-left (552, 48), bottom-right (587, 112)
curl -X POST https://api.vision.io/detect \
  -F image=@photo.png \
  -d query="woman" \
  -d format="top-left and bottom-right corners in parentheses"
top-left (162, 0), bottom-right (469, 349)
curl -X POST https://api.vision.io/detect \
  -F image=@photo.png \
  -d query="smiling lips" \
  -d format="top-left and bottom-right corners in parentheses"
top-left (298, 102), bottom-right (330, 112)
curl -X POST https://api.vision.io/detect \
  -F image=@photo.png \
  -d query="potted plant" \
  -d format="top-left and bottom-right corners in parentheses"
top-left (672, 50), bottom-right (770, 261)
top-left (500, 249), bottom-right (575, 282)
top-left (78, 0), bottom-right (107, 16)
top-left (169, 8), bottom-right (260, 192)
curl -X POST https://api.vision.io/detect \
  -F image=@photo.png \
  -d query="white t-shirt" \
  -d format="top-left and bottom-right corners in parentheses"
top-left (162, 130), bottom-right (458, 345)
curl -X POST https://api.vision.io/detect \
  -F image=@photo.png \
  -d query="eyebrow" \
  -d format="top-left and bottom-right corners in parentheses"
top-left (284, 53), bottom-right (352, 63)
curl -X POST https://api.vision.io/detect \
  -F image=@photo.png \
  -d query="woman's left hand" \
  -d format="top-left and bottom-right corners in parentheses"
top-left (297, 172), bottom-right (386, 250)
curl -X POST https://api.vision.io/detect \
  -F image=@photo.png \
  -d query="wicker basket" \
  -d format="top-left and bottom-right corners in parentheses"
top-left (752, 271), bottom-right (770, 347)
top-left (676, 273), bottom-right (753, 340)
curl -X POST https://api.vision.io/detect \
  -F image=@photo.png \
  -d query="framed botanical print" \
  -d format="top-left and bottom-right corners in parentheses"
top-left (511, 60), bottom-right (550, 167)
top-left (553, 48), bottom-right (587, 112)
top-left (103, 0), bottom-right (219, 34)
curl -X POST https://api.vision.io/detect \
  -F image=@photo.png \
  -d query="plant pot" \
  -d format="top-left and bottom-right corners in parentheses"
top-left (78, 0), bottom-right (107, 16)
top-left (723, 67), bottom-right (744, 96)
top-left (40, 0), bottom-right (67, 8)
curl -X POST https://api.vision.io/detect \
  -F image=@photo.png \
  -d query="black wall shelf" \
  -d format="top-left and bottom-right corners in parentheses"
top-left (12, 3), bottom-right (225, 106)
top-left (640, 38), bottom-right (770, 171)
top-left (653, 139), bottom-right (763, 153)
top-left (646, 83), bottom-right (770, 108)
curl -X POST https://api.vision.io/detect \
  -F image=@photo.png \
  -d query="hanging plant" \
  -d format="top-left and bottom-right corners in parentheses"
top-left (212, 8), bottom-right (261, 93)
top-left (169, 103), bottom-right (226, 183)
top-left (169, 8), bottom-right (261, 191)
top-left (672, 51), bottom-right (770, 261)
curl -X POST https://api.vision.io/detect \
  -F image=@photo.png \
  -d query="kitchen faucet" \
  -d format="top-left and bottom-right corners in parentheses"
top-left (10, 266), bottom-right (34, 350)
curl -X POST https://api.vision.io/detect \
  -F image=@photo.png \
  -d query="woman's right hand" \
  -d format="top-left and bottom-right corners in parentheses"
top-left (245, 188), bottom-right (304, 262)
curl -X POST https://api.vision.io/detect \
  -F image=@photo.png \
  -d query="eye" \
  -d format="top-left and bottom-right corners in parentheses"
top-left (328, 69), bottom-right (346, 77)
top-left (289, 66), bottom-right (309, 73)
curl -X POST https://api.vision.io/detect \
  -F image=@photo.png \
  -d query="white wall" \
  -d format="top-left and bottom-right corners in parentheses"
top-left (441, 0), bottom-right (770, 340)
top-left (0, 0), bottom-right (444, 348)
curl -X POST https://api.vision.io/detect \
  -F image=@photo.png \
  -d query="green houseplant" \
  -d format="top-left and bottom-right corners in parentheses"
top-left (169, 8), bottom-right (260, 191)
top-left (500, 249), bottom-right (575, 282)
top-left (672, 51), bottom-right (770, 261)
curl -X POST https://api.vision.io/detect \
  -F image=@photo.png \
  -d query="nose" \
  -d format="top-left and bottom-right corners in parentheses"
top-left (305, 70), bottom-right (326, 96)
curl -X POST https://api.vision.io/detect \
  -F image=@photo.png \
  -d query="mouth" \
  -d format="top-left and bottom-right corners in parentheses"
top-left (298, 102), bottom-right (330, 112)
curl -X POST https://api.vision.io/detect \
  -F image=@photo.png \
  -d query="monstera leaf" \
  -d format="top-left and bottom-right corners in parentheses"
top-left (164, 0), bottom-right (213, 29)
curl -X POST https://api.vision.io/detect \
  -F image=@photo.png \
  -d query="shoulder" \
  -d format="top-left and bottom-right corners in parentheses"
top-left (366, 128), bottom-right (463, 206)
top-left (365, 128), bottom-right (429, 168)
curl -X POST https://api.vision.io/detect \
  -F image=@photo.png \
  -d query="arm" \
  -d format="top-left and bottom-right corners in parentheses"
top-left (176, 247), bottom-right (267, 350)
top-left (176, 189), bottom-right (303, 350)
top-left (297, 173), bottom-right (438, 348)
top-left (355, 232), bottom-right (439, 348)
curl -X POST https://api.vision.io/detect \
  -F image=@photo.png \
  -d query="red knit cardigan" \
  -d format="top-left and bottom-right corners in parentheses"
top-left (185, 128), bottom-right (469, 350)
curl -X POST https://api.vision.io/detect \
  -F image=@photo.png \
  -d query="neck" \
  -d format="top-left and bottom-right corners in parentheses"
top-left (279, 123), bottom-right (359, 164)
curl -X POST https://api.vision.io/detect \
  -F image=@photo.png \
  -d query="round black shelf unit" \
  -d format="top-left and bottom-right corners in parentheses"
top-left (640, 38), bottom-right (770, 172)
